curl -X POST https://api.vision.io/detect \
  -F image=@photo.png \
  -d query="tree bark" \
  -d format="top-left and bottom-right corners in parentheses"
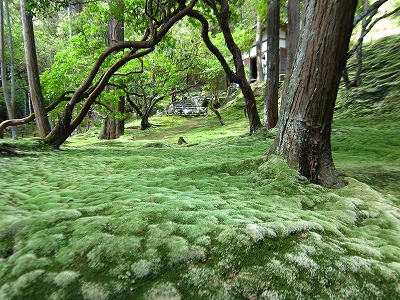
top-left (264, 0), bottom-right (280, 129)
top-left (256, 16), bottom-right (264, 82)
top-left (140, 113), bottom-right (151, 130)
top-left (269, 0), bottom-right (357, 188)
top-left (0, 0), bottom-right (15, 139)
top-left (117, 95), bottom-right (125, 136)
top-left (100, 0), bottom-right (125, 140)
top-left (99, 115), bottom-right (117, 139)
top-left (3, 0), bottom-right (17, 139)
top-left (281, 0), bottom-right (300, 119)
top-left (20, 0), bottom-right (51, 137)
top-left (285, 0), bottom-right (300, 78)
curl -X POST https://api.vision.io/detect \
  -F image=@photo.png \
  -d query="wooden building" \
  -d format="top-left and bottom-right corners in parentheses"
top-left (242, 27), bottom-right (288, 82)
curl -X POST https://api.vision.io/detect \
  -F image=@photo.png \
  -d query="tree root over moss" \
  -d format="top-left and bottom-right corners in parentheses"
top-left (0, 143), bottom-right (26, 156)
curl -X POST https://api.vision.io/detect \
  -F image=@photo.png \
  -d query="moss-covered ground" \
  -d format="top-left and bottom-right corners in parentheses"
top-left (0, 35), bottom-right (399, 299)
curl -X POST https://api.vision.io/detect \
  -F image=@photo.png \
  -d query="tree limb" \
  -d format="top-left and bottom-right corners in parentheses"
top-left (187, 10), bottom-right (238, 82)
top-left (348, 5), bottom-right (400, 58)
top-left (353, 0), bottom-right (388, 26)
top-left (46, 0), bottom-right (199, 148)
top-left (0, 90), bottom-right (75, 137)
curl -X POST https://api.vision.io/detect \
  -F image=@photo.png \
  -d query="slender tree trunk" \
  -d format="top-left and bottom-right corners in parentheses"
top-left (269, 0), bottom-right (357, 188)
top-left (1, 0), bottom-right (10, 137)
top-left (342, 65), bottom-right (352, 89)
top-left (256, 16), bottom-right (264, 82)
top-left (354, 0), bottom-right (369, 87)
top-left (20, 0), bottom-right (51, 137)
top-left (264, 0), bottom-right (280, 129)
top-left (117, 95), bottom-right (125, 136)
top-left (4, 0), bottom-right (17, 139)
top-left (67, 1), bottom-right (83, 38)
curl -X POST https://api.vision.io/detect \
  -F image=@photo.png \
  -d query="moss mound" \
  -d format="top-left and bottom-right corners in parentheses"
top-left (1, 35), bottom-right (400, 299)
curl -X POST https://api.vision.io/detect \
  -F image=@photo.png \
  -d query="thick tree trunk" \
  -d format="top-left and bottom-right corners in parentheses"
top-left (20, 0), bottom-right (51, 137)
top-left (99, 116), bottom-right (117, 139)
top-left (269, 0), bottom-right (357, 188)
top-left (281, 0), bottom-right (300, 119)
top-left (264, 0), bottom-right (280, 129)
top-left (140, 114), bottom-right (151, 130)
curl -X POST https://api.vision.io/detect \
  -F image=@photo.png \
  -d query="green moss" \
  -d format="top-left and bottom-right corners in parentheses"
top-left (0, 34), bottom-right (399, 299)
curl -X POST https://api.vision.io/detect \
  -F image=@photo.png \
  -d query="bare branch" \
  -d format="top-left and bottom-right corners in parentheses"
top-left (353, 0), bottom-right (389, 26)
top-left (348, 5), bottom-right (400, 58)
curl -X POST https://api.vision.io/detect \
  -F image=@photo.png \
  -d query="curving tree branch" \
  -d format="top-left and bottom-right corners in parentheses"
top-left (188, 1), bottom-right (262, 133)
top-left (45, 0), bottom-right (199, 148)
top-left (0, 90), bottom-right (75, 137)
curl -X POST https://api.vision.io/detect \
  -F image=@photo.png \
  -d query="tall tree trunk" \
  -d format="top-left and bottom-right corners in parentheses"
top-left (264, 0), bottom-right (280, 129)
top-left (20, 0), bottom-right (51, 137)
top-left (285, 0), bottom-right (300, 79)
top-left (4, 0), bottom-right (17, 139)
top-left (0, 0), bottom-right (17, 139)
top-left (256, 16), bottom-right (264, 82)
top-left (100, 0), bottom-right (124, 140)
top-left (67, 1), bottom-right (83, 38)
top-left (269, 0), bottom-right (357, 188)
top-left (281, 0), bottom-right (300, 118)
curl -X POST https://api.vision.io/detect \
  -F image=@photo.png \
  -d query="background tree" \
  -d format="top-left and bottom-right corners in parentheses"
top-left (0, 0), bottom-right (17, 139)
top-left (269, 0), bottom-right (358, 188)
top-left (20, 0), bottom-right (51, 137)
top-left (4, 0), bottom-right (17, 139)
top-left (280, 0), bottom-right (300, 122)
top-left (284, 0), bottom-right (300, 80)
top-left (264, 0), bottom-right (279, 129)
top-left (255, 0), bottom-right (268, 82)
top-left (110, 25), bottom-right (205, 130)
top-left (99, 0), bottom-right (125, 140)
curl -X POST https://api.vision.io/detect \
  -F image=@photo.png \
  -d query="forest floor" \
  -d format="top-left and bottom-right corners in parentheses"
top-left (0, 35), bottom-right (399, 299)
